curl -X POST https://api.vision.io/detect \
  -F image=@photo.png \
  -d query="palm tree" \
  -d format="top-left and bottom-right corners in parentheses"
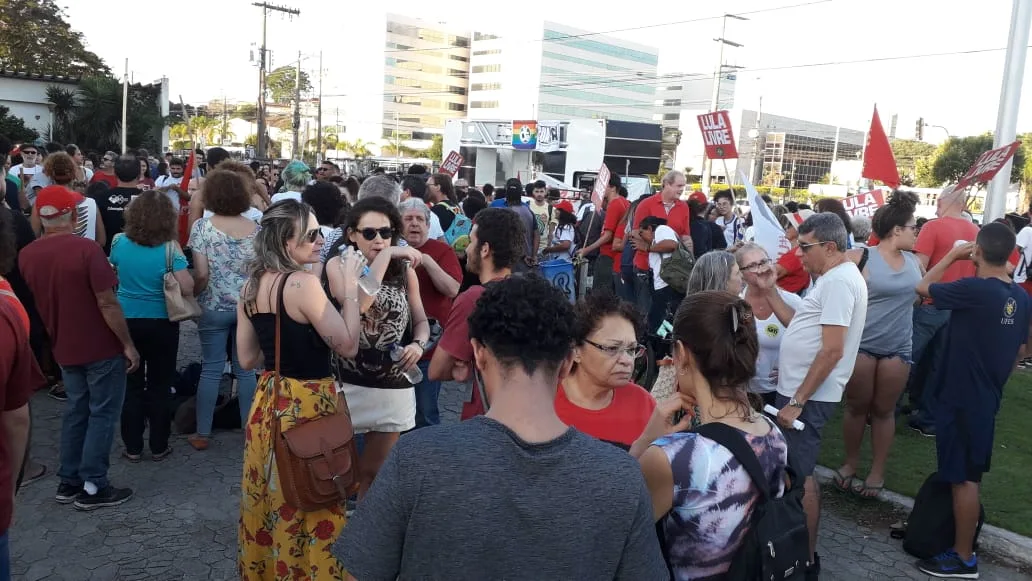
top-left (190, 116), bottom-right (220, 147)
top-left (46, 86), bottom-right (78, 143)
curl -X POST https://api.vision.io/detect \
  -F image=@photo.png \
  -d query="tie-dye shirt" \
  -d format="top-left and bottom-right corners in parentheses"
top-left (653, 418), bottom-right (788, 580)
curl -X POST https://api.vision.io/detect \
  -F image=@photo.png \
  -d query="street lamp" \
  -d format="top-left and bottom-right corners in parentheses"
top-left (701, 13), bottom-right (748, 192)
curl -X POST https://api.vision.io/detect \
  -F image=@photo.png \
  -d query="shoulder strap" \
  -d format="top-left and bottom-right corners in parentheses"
top-left (164, 241), bottom-right (174, 273)
top-left (274, 273), bottom-right (292, 378)
top-left (858, 247), bottom-right (870, 272)
top-left (693, 422), bottom-right (771, 502)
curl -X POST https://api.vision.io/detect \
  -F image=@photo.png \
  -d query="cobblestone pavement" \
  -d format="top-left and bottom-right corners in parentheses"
top-left (9, 324), bottom-right (1032, 580)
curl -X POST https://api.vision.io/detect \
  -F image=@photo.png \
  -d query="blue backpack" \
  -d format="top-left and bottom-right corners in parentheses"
top-left (439, 203), bottom-right (472, 254)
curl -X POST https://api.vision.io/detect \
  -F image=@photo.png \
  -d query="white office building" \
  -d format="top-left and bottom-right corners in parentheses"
top-left (466, 21), bottom-right (659, 123)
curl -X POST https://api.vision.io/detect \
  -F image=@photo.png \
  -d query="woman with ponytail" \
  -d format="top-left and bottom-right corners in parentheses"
top-left (834, 190), bottom-right (921, 498)
top-left (630, 291), bottom-right (788, 580)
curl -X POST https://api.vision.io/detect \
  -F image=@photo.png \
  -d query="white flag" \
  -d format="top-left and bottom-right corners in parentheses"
top-left (538, 121), bottom-right (561, 153)
top-left (739, 171), bottom-right (791, 260)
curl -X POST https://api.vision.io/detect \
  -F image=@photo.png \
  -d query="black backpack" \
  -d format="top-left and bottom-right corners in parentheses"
top-left (902, 472), bottom-right (985, 559)
top-left (657, 422), bottom-right (809, 581)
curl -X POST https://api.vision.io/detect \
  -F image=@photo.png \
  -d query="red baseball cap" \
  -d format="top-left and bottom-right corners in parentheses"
top-left (688, 191), bottom-right (708, 205)
top-left (554, 200), bottom-right (575, 214)
top-left (36, 185), bottom-right (82, 219)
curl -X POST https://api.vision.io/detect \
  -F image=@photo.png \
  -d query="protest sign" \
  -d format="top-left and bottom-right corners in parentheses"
top-left (697, 111), bottom-right (738, 159)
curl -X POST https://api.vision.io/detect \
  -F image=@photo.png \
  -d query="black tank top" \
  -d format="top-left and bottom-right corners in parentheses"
top-left (246, 272), bottom-right (331, 380)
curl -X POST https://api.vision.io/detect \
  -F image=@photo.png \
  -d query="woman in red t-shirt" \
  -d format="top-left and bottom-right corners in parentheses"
top-left (555, 293), bottom-right (656, 449)
top-left (775, 209), bottom-right (814, 294)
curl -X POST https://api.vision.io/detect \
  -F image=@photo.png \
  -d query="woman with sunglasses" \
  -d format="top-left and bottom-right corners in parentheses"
top-left (325, 196), bottom-right (430, 499)
top-left (236, 199), bottom-right (365, 579)
top-left (735, 243), bottom-right (801, 409)
top-left (555, 293), bottom-right (656, 450)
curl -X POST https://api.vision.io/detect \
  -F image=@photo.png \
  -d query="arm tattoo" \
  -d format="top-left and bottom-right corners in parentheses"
top-left (290, 280), bottom-right (303, 288)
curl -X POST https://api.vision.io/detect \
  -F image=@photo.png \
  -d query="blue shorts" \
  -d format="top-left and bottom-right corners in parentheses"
top-left (774, 394), bottom-right (837, 477)
top-left (858, 348), bottom-right (913, 366)
top-left (935, 405), bottom-right (995, 484)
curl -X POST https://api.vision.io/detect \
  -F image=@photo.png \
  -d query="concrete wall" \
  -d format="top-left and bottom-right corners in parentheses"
top-left (0, 75), bottom-right (77, 139)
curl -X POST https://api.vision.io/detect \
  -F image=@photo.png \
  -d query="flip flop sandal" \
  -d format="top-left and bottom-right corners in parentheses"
top-left (832, 468), bottom-right (857, 493)
top-left (121, 451), bottom-right (142, 463)
top-left (152, 447), bottom-right (173, 462)
top-left (22, 463), bottom-right (47, 486)
top-left (851, 479), bottom-right (884, 499)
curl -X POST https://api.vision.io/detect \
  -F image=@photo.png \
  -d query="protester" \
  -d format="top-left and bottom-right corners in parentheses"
top-left (426, 173), bottom-right (459, 232)
top-left (270, 160), bottom-right (309, 204)
top-left (687, 250), bottom-right (743, 296)
top-left (774, 212), bottom-right (868, 578)
top-left (913, 222), bottom-right (1029, 579)
top-left (30, 152), bottom-right (105, 247)
top-left (497, 178), bottom-right (537, 262)
top-left (836, 191), bottom-right (920, 498)
top-left (96, 155), bottom-right (143, 254)
top-left (555, 293), bottom-right (654, 448)
top-left (735, 243), bottom-right (801, 408)
top-left (777, 210), bottom-right (815, 295)
top-left (815, 198), bottom-right (855, 248)
top-left (575, 171), bottom-right (626, 294)
top-left (540, 200), bottom-right (576, 262)
top-left (687, 191), bottom-right (727, 258)
top-left (334, 275), bottom-right (668, 579)
top-left (629, 171), bottom-right (691, 317)
top-left (89, 151), bottom-right (119, 189)
top-left (235, 200), bottom-right (364, 579)
top-left (713, 189), bottom-right (744, 247)
top-left (20, 186), bottom-right (140, 510)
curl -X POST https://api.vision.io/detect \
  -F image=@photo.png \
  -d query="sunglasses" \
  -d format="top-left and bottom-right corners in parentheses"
top-left (357, 227), bottom-right (395, 241)
top-left (303, 228), bottom-right (323, 243)
top-left (22, 150), bottom-right (38, 155)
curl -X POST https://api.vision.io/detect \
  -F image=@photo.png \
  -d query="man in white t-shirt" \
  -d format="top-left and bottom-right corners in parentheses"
top-left (713, 190), bottom-right (744, 247)
top-left (155, 157), bottom-right (186, 212)
top-left (1015, 224), bottom-right (1032, 367)
top-left (638, 216), bottom-right (678, 334)
top-left (10, 144), bottom-right (43, 205)
top-left (775, 212), bottom-right (867, 577)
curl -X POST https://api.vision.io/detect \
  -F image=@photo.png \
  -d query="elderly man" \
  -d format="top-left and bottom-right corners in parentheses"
top-left (358, 174), bottom-right (401, 206)
top-left (775, 212), bottom-right (867, 580)
top-left (399, 198), bottom-right (462, 427)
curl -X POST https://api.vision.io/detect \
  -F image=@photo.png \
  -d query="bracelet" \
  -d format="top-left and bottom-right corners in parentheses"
top-left (343, 295), bottom-right (359, 304)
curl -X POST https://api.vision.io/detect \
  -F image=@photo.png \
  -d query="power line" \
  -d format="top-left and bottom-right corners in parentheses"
top-left (382, 0), bottom-right (834, 54)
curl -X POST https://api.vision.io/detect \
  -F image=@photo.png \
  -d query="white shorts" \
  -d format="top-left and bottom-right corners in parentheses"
top-left (337, 382), bottom-right (416, 433)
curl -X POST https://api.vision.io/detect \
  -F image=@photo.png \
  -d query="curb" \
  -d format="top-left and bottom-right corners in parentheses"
top-left (815, 465), bottom-right (1032, 570)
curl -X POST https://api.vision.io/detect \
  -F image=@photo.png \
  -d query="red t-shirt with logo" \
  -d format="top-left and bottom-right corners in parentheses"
top-left (89, 171), bottom-right (118, 188)
top-left (913, 217), bottom-right (980, 302)
top-left (415, 238), bottom-right (463, 361)
top-left (18, 234), bottom-right (123, 367)
top-left (777, 249), bottom-right (810, 293)
top-left (601, 197), bottom-right (631, 271)
top-left (631, 195), bottom-right (690, 271)
top-left (554, 382), bottom-right (655, 449)
top-left (438, 284), bottom-right (488, 420)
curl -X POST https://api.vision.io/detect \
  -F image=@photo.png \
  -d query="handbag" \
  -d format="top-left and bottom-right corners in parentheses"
top-left (163, 242), bottom-right (202, 322)
top-left (271, 273), bottom-right (360, 511)
top-left (658, 239), bottom-right (696, 294)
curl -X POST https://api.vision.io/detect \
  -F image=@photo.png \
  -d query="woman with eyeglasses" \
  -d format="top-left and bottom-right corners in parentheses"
top-left (686, 250), bottom-right (744, 296)
top-left (555, 293), bottom-right (656, 450)
top-left (835, 190), bottom-right (921, 498)
top-left (236, 199), bottom-right (364, 579)
top-left (324, 196), bottom-right (430, 498)
top-left (734, 243), bottom-right (801, 409)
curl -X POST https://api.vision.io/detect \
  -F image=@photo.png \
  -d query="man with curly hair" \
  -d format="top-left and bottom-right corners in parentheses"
top-left (429, 208), bottom-right (525, 418)
top-left (335, 275), bottom-right (668, 580)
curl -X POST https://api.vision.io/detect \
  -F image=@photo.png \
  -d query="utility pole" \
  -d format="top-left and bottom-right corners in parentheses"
top-left (292, 50), bottom-right (301, 160)
top-left (701, 13), bottom-right (746, 193)
top-left (253, 1), bottom-right (299, 160)
top-left (316, 50), bottom-right (323, 165)
top-left (222, 94), bottom-right (228, 146)
top-left (121, 58), bottom-right (128, 154)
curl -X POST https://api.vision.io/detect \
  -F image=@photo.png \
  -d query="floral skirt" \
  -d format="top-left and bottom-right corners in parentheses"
top-left (238, 373), bottom-right (348, 580)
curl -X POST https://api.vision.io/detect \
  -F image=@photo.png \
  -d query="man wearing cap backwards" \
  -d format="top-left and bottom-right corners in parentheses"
top-left (18, 186), bottom-right (139, 512)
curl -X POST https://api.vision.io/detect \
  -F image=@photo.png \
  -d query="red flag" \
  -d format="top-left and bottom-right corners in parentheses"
top-left (176, 149), bottom-right (197, 247)
top-left (861, 106), bottom-right (900, 188)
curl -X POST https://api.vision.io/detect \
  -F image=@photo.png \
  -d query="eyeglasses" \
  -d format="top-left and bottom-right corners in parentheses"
top-left (741, 258), bottom-right (772, 272)
top-left (22, 151), bottom-right (38, 156)
top-left (358, 227), bottom-right (395, 241)
top-left (316, 167), bottom-right (327, 173)
top-left (102, 157), bottom-right (113, 162)
top-left (303, 228), bottom-right (323, 243)
top-left (584, 339), bottom-right (645, 360)
top-left (798, 241), bottom-right (829, 252)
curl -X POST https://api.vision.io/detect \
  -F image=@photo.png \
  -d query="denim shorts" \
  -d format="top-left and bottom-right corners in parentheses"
top-left (858, 348), bottom-right (913, 366)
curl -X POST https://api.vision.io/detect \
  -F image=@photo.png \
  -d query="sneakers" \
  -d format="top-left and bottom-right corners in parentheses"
top-left (48, 383), bottom-right (67, 402)
top-left (917, 550), bottom-right (979, 579)
top-left (73, 485), bottom-right (133, 511)
top-left (908, 421), bottom-right (936, 438)
top-left (55, 483), bottom-right (83, 504)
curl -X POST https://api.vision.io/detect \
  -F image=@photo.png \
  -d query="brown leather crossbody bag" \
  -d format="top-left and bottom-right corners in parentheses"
top-left (270, 273), bottom-right (360, 511)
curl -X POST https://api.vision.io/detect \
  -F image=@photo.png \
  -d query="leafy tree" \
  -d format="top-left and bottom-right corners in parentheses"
top-left (235, 103), bottom-right (258, 123)
top-left (0, 105), bottom-right (38, 142)
top-left (51, 76), bottom-right (167, 153)
top-left (0, 0), bottom-right (110, 77)
top-left (266, 66), bottom-right (311, 104)
top-left (425, 134), bottom-right (443, 162)
top-left (917, 133), bottom-right (1025, 188)
top-left (189, 116), bottom-right (220, 147)
top-left (891, 139), bottom-right (936, 187)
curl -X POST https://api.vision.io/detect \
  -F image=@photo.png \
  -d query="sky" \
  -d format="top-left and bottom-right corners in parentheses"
top-left (63, 0), bottom-right (1029, 143)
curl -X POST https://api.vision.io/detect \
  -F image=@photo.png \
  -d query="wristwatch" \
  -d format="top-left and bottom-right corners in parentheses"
top-left (414, 339), bottom-right (428, 351)
top-left (788, 397), bottom-right (805, 409)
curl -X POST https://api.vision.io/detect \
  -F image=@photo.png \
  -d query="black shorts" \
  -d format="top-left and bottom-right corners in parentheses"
top-left (774, 394), bottom-right (837, 477)
top-left (936, 404), bottom-right (995, 484)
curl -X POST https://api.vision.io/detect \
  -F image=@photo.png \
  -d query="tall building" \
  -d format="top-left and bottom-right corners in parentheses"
top-left (675, 108), bottom-right (864, 189)
top-left (653, 73), bottom-right (736, 130)
top-left (466, 21), bottom-right (659, 123)
top-left (381, 14), bottom-right (471, 150)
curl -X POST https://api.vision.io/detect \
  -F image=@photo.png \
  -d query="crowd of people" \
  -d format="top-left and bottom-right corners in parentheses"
top-left (0, 136), bottom-right (1029, 581)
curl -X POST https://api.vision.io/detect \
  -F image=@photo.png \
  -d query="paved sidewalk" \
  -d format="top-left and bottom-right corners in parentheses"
top-left (9, 323), bottom-right (1032, 580)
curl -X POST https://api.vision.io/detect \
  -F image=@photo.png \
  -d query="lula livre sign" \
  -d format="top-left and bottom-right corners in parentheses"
top-left (697, 111), bottom-right (739, 159)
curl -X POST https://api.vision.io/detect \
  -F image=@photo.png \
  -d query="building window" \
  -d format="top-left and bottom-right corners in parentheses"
top-left (471, 100), bottom-right (499, 109)
top-left (448, 85), bottom-right (467, 95)
top-left (449, 54), bottom-right (469, 62)
top-left (473, 48), bottom-right (502, 56)
top-left (472, 64), bottom-right (501, 73)
top-left (543, 30), bottom-right (659, 66)
top-left (471, 82), bottom-right (502, 91)
top-left (656, 99), bottom-right (681, 107)
top-left (474, 32), bottom-right (499, 41)
top-left (663, 85), bottom-right (683, 91)
top-left (448, 102), bottom-right (467, 111)
top-left (662, 113), bottom-right (679, 120)
top-left (454, 36), bottom-right (469, 48)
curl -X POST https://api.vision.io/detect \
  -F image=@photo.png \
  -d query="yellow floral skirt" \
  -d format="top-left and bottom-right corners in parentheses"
top-left (238, 373), bottom-right (348, 580)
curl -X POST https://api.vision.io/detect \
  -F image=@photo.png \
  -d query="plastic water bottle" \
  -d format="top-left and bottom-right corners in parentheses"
top-left (389, 343), bottom-right (423, 384)
top-left (357, 265), bottom-right (380, 297)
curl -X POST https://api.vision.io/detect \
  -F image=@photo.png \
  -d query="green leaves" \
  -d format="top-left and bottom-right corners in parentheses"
top-left (0, 0), bottom-right (109, 77)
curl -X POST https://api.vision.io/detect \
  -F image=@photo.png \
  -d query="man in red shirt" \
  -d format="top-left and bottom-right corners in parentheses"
top-left (575, 170), bottom-right (627, 296)
top-left (18, 186), bottom-right (140, 512)
top-left (907, 185), bottom-right (980, 436)
top-left (0, 297), bottom-right (44, 578)
top-left (430, 208), bottom-right (525, 419)
top-left (400, 198), bottom-right (463, 427)
top-left (628, 170), bottom-right (691, 323)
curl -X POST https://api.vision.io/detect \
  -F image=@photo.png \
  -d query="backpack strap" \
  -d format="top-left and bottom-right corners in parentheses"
top-left (693, 422), bottom-right (772, 502)
top-left (857, 247), bottom-right (870, 272)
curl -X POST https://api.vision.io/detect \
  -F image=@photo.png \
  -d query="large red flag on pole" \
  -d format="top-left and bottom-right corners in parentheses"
top-left (861, 105), bottom-right (900, 188)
